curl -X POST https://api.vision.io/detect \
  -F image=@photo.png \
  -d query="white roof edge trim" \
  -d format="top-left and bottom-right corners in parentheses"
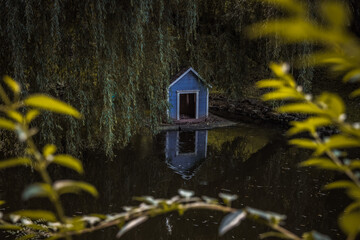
top-left (168, 67), bottom-right (209, 89)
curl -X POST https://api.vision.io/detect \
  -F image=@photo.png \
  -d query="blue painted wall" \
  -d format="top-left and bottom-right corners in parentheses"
top-left (169, 71), bottom-right (208, 119)
top-left (165, 130), bottom-right (207, 179)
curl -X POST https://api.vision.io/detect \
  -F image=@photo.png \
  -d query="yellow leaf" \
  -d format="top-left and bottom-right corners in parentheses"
top-left (325, 180), bottom-right (357, 190)
top-left (343, 69), bottom-right (360, 83)
top-left (299, 158), bottom-right (344, 171)
top-left (24, 94), bottom-right (82, 119)
top-left (287, 117), bottom-right (332, 135)
top-left (0, 158), bottom-right (32, 169)
top-left (325, 135), bottom-right (360, 150)
top-left (269, 62), bottom-right (287, 78)
top-left (262, 88), bottom-right (303, 101)
top-left (3, 75), bottom-right (20, 94)
top-left (339, 212), bottom-right (360, 235)
top-left (289, 138), bottom-right (318, 149)
top-left (6, 110), bottom-right (23, 123)
top-left (316, 92), bottom-right (345, 118)
top-left (256, 79), bottom-right (284, 89)
top-left (43, 144), bottom-right (57, 157)
top-left (25, 109), bottom-right (40, 123)
top-left (320, 1), bottom-right (349, 29)
top-left (0, 117), bottom-right (16, 130)
top-left (13, 210), bottom-right (57, 222)
top-left (52, 154), bottom-right (83, 174)
top-left (53, 180), bottom-right (98, 197)
top-left (350, 88), bottom-right (360, 98)
top-left (278, 103), bottom-right (324, 115)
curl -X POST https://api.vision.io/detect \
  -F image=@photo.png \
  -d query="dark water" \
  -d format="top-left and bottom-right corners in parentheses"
top-left (0, 123), bottom-right (348, 239)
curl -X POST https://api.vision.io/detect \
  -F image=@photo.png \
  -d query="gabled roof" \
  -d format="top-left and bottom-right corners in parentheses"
top-left (169, 67), bottom-right (211, 89)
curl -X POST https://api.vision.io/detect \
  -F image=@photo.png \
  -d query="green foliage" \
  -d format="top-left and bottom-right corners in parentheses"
top-left (250, 0), bottom-right (360, 238)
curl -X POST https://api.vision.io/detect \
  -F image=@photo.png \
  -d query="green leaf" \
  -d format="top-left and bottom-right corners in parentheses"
top-left (0, 200), bottom-right (5, 205)
top-left (43, 144), bottom-right (57, 158)
top-left (0, 158), bottom-right (31, 169)
top-left (53, 180), bottom-right (98, 197)
top-left (52, 155), bottom-right (83, 174)
top-left (13, 210), bottom-right (57, 222)
top-left (219, 210), bottom-right (246, 236)
top-left (343, 69), bottom-right (360, 83)
top-left (3, 75), bottom-right (20, 94)
top-left (299, 158), bottom-right (343, 171)
top-left (0, 117), bottom-right (16, 130)
top-left (25, 109), bottom-right (40, 123)
top-left (339, 212), bottom-right (360, 235)
top-left (116, 216), bottom-right (148, 238)
top-left (278, 103), bottom-right (324, 115)
top-left (302, 231), bottom-right (331, 240)
top-left (22, 183), bottom-right (55, 201)
top-left (289, 139), bottom-right (318, 149)
top-left (24, 94), bottom-right (82, 119)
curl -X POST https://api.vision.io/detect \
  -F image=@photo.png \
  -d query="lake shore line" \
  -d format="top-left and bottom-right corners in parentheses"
top-left (158, 114), bottom-right (237, 131)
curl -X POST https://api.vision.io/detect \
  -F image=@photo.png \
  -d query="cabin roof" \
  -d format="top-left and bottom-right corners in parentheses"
top-left (169, 67), bottom-right (211, 89)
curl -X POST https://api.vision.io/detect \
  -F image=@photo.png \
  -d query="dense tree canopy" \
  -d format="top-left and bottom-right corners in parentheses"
top-left (0, 0), bottom-right (358, 157)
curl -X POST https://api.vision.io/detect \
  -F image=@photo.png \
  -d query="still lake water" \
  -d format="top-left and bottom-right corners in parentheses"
top-left (0, 123), bottom-right (347, 239)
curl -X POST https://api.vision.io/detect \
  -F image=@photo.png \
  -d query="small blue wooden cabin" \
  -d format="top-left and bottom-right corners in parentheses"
top-left (168, 67), bottom-right (210, 120)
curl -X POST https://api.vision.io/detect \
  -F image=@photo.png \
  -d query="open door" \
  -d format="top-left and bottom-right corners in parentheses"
top-left (179, 93), bottom-right (196, 119)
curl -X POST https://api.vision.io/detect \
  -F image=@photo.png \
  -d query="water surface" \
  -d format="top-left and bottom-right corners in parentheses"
top-left (0, 123), bottom-right (347, 239)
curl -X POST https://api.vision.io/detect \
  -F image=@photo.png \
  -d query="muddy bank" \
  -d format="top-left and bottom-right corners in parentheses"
top-left (209, 95), bottom-right (305, 126)
top-left (159, 114), bottom-right (237, 131)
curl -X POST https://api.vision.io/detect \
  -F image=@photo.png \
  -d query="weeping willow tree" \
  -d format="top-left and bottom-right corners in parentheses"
top-left (0, 0), bottom-right (357, 157)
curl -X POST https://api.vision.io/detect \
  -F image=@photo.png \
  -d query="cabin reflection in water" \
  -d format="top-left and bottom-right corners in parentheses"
top-left (165, 130), bottom-right (208, 179)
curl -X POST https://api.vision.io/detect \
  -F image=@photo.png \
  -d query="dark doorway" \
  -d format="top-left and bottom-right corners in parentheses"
top-left (179, 93), bottom-right (196, 119)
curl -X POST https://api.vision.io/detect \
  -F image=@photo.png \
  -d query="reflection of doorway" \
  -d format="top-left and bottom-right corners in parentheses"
top-left (177, 131), bottom-right (196, 155)
top-left (180, 93), bottom-right (196, 119)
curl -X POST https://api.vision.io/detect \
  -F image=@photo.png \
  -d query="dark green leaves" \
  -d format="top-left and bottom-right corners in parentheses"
top-left (219, 210), bottom-right (246, 236)
top-left (24, 94), bottom-right (82, 119)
